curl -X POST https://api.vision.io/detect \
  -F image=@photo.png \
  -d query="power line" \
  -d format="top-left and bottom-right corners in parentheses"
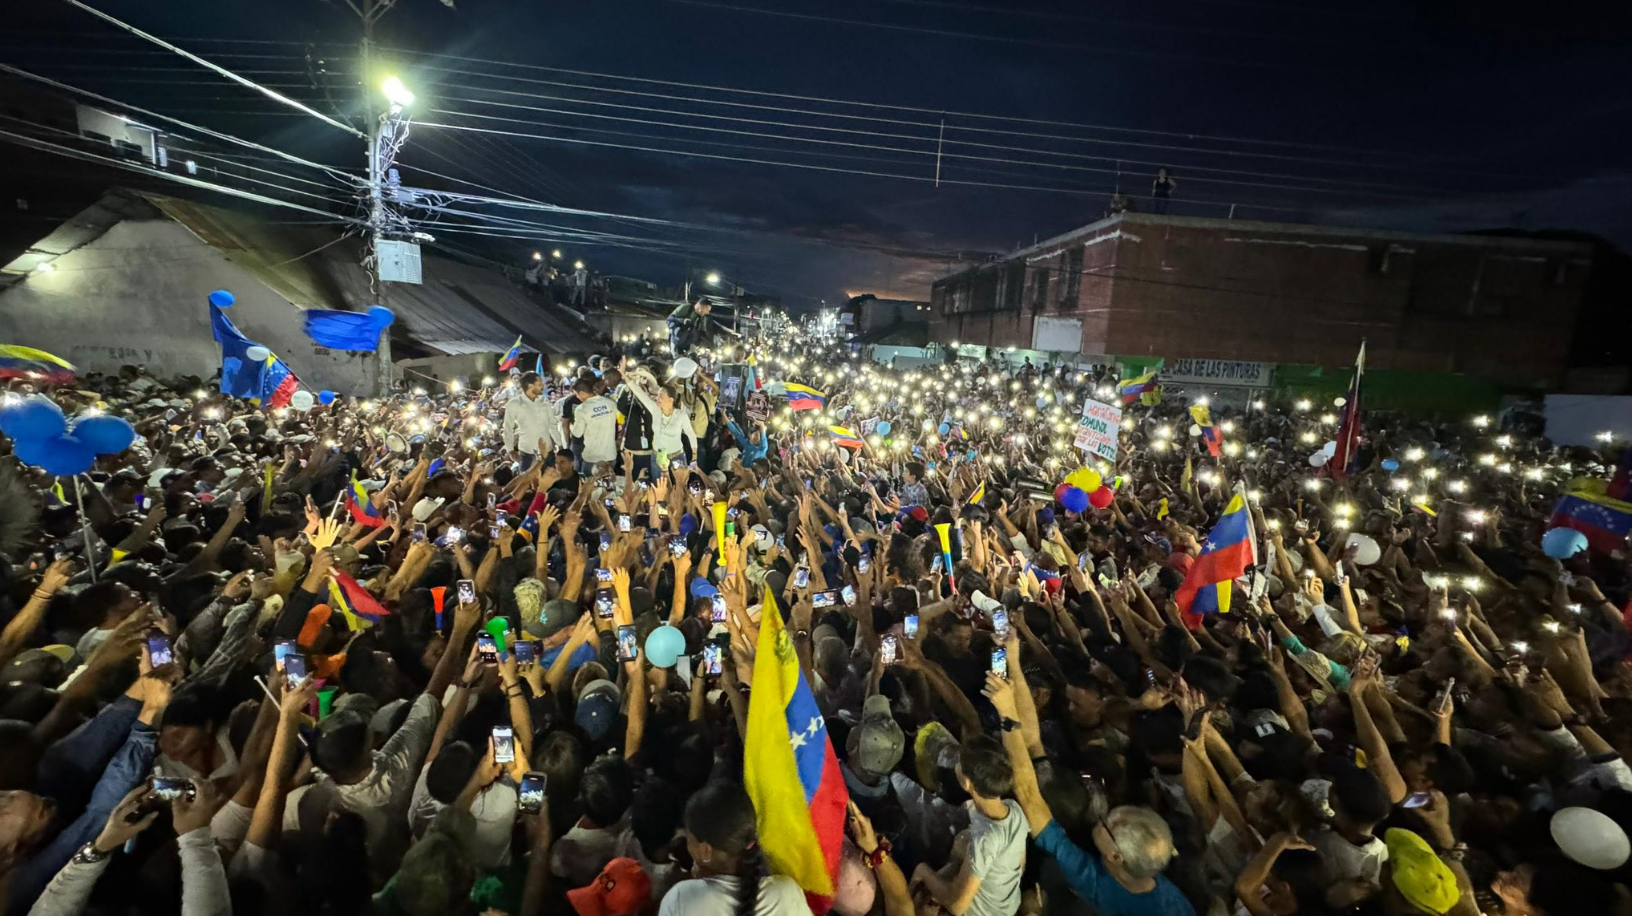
top-left (379, 45), bottom-right (1522, 177)
top-left (661, 0), bottom-right (1288, 71)
top-left (0, 127), bottom-right (359, 222)
top-left (429, 93), bottom-right (1444, 204)
top-left (0, 64), bottom-right (361, 182)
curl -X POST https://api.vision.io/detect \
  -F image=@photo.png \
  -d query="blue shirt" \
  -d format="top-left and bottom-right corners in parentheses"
top-left (1033, 820), bottom-right (1196, 916)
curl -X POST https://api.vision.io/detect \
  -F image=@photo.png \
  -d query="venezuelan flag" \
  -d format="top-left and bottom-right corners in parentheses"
top-left (1174, 484), bottom-right (1257, 630)
top-left (968, 481), bottom-right (986, 506)
top-left (498, 335), bottom-right (523, 372)
top-left (745, 585), bottom-right (848, 912)
top-left (1118, 369), bottom-right (1159, 406)
top-left (1189, 404), bottom-right (1223, 457)
top-left (828, 425), bottom-right (863, 450)
top-left (345, 474), bottom-right (387, 529)
top-left (257, 356), bottom-right (300, 410)
top-left (1550, 478), bottom-right (1632, 554)
top-left (328, 571), bottom-right (391, 630)
top-left (785, 382), bottom-right (826, 411)
top-left (0, 345), bottom-right (75, 383)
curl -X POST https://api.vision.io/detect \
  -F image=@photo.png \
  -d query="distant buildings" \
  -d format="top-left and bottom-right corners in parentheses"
top-left (929, 212), bottom-right (1627, 399)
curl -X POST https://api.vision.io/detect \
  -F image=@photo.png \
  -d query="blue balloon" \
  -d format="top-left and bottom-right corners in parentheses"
top-left (938, 422), bottom-right (950, 436)
top-left (318, 390), bottom-right (337, 405)
top-left (876, 420), bottom-right (892, 436)
top-left (30, 434), bottom-right (96, 477)
top-left (209, 289), bottom-right (235, 308)
top-left (1542, 527), bottom-right (1588, 560)
top-left (644, 624), bottom-right (686, 669)
top-left (0, 395), bottom-right (66, 442)
top-left (367, 305), bottom-right (396, 327)
top-left (1060, 486), bottom-right (1090, 514)
top-left (72, 415), bottom-right (135, 455)
top-left (1381, 458), bottom-right (1400, 472)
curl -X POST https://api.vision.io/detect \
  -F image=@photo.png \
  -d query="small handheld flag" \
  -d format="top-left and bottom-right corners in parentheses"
top-left (967, 481), bottom-right (986, 506)
top-left (1189, 404), bottom-right (1223, 457)
top-left (785, 383), bottom-right (826, 411)
top-left (828, 426), bottom-right (863, 450)
top-left (498, 335), bottom-right (524, 372)
top-left (1118, 369), bottom-right (1160, 406)
top-left (1174, 484), bottom-right (1258, 630)
top-left (345, 474), bottom-right (387, 529)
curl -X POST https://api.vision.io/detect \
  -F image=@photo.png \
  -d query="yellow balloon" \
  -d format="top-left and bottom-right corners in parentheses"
top-left (1065, 467), bottom-right (1102, 492)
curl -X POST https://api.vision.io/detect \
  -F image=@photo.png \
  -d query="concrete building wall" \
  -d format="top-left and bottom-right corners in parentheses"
top-left (930, 214), bottom-right (1593, 388)
top-left (0, 219), bottom-right (385, 394)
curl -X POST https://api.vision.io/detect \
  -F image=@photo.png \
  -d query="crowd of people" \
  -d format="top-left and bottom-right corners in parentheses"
top-left (0, 331), bottom-right (1629, 916)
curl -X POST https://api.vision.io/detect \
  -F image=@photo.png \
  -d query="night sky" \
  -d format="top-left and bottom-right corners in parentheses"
top-left (6, 0), bottom-right (1631, 309)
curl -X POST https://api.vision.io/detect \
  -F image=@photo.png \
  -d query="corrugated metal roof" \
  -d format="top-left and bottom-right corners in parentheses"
top-left (141, 191), bottom-right (603, 356)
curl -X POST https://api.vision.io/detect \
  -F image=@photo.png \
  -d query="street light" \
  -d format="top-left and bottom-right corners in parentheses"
top-left (381, 75), bottom-right (415, 109)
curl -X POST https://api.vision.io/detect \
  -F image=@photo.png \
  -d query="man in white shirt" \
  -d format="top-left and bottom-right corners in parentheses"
top-left (570, 377), bottom-right (620, 468)
top-left (502, 372), bottom-right (560, 470)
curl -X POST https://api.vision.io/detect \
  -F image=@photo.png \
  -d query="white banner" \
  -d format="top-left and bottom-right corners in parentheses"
top-left (1073, 397), bottom-right (1123, 463)
top-left (1164, 358), bottom-right (1273, 388)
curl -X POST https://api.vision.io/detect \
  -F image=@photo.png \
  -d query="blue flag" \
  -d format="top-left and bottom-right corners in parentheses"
top-left (210, 304), bottom-right (298, 408)
top-left (303, 310), bottom-right (386, 351)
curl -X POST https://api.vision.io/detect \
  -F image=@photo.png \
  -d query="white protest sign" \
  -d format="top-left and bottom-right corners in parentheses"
top-left (1073, 397), bottom-right (1123, 462)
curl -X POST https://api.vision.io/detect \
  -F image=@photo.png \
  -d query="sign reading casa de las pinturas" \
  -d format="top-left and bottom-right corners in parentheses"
top-left (1074, 397), bottom-right (1123, 463)
top-left (1163, 358), bottom-right (1273, 388)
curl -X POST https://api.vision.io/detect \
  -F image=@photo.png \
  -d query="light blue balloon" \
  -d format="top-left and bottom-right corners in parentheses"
top-left (876, 420), bottom-right (892, 436)
top-left (1541, 527), bottom-right (1588, 560)
top-left (644, 624), bottom-right (686, 669)
top-left (208, 289), bottom-right (235, 308)
top-left (938, 422), bottom-right (950, 436)
top-left (1381, 459), bottom-right (1400, 472)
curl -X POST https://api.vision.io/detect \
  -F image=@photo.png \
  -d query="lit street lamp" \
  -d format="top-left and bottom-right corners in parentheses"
top-left (381, 75), bottom-right (415, 109)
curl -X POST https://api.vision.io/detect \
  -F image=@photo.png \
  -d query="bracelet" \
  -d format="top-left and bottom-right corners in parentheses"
top-left (73, 842), bottom-right (112, 865)
top-left (863, 839), bottom-right (892, 869)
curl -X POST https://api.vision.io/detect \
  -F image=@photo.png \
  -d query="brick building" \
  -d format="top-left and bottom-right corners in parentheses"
top-left (929, 213), bottom-right (1598, 390)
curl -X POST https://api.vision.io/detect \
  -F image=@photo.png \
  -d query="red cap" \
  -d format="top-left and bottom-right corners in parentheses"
top-left (907, 506), bottom-right (929, 523)
top-left (567, 857), bottom-right (651, 916)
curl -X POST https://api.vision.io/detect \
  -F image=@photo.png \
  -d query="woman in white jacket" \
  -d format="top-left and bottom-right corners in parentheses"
top-left (628, 368), bottom-right (700, 464)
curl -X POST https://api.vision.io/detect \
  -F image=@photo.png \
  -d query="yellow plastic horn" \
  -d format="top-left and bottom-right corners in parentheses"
top-left (713, 501), bottom-right (728, 561)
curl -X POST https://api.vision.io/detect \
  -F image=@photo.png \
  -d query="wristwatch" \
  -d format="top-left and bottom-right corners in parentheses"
top-left (999, 717), bottom-right (1021, 733)
top-left (73, 842), bottom-right (112, 865)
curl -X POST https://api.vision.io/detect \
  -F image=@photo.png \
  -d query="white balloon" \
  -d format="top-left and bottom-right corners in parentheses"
top-left (1552, 807), bottom-right (1631, 870)
top-left (289, 390), bottom-right (315, 411)
top-left (1309, 452), bottom-right (1329, 467)
top-left (1322, 439), bottom-right (1338, 457)
top-left (1189, 424), bottom-right (1202, 437)
top-left (245, 346), bottom-right (271, 362)
top-left (1345, 532), bottom-right (1382, 566)
top-left (1333, 397), bottom-right (1346, 407)
top-left (671, 357), bottom-right (700, 379)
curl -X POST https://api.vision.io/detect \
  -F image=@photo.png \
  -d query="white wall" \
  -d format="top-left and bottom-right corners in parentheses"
top-left (0, 219), bottom-right (385, 395)
top-left (1544, 395), bottom-right (1632, 447)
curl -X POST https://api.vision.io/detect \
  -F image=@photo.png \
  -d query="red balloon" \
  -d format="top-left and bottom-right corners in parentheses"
top-left (1088, 486), bottom-right (1115, 509)
top-left (1054, 482), bottom-right (1071, 503)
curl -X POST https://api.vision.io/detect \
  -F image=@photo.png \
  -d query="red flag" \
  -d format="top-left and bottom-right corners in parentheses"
top-left (1328, 342), bottom-right (1365, 480)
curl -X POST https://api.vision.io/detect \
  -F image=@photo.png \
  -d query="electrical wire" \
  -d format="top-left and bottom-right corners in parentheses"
top-left (56, 0), bottom-right (366, 138)
top-left (378, 44), bottom-right (1511, 169)
top-left (0, 64), bottom-right (361, 183)
top-left (428, 95), bottom-right (1443, 204)
top-left (0, 127), bottom-right (359, 222)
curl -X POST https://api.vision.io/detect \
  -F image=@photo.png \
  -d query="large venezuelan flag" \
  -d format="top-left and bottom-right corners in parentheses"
top-left (0, 345), bottom-right (75, 383)
top-left (1175, 484), bottom-right (1257, 630)
top-left (784, 383), bottom-right (826, 411)
top-left (745, 586), bottom-right (848, 912)
top-left (1550, 478), bottom-right (1632, 553)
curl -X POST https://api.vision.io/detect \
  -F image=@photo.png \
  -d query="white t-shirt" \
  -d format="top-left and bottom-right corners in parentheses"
top-left (658, 874), bottom-right (807, 916)
top-left (1309, 827), bottom-right (1387, 885)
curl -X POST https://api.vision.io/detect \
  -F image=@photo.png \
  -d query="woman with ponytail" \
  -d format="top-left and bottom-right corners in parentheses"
top-left (658, 781), bottom-right (808, 916)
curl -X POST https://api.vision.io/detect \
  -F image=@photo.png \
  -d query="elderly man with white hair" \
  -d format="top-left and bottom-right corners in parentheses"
top-left (985, 671), bottom-right (1196, 916)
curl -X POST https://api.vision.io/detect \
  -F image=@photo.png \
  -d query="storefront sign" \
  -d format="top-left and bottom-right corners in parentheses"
top-left (1164, 358), bottom-right (1273, 388)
